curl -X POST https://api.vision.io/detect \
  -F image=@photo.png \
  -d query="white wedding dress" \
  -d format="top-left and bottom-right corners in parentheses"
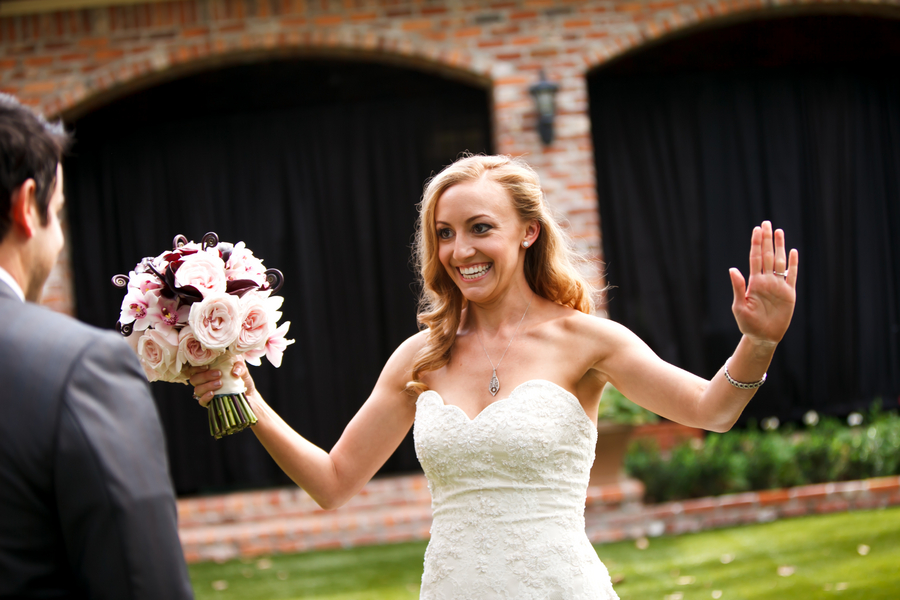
top-left (414, 379), bottom-right (619, 599)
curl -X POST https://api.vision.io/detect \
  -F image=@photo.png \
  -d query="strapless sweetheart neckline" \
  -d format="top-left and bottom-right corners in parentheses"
top-left (420, 379), bottom-right (592, 425)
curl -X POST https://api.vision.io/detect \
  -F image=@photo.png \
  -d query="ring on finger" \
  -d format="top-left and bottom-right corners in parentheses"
top-left (773, 270), bottom-right (788, 278)
top-left (193, 394), bottom-right (201, 401)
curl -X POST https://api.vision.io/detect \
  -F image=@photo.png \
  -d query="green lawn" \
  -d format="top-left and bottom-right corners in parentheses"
top-left (190, 506), bottom-right (900, 599)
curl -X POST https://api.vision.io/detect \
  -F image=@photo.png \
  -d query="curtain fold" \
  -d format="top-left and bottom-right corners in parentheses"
top-left (65, 68), bottom-right (491, 494)
top-left (590, 68), bottom-right (900, 421)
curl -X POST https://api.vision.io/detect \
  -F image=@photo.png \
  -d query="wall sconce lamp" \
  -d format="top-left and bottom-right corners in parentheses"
top-left (529, 70), bottom-right (559, 145)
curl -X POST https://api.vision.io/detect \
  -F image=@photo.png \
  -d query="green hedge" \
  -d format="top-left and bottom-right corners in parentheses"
top-left (625, 405), bottom-right (900, 503)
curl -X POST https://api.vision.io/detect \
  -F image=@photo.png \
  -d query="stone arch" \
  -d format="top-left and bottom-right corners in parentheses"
top-left (585, 0), bottom-right (900, 73)
top-left (53, 39), bottom-right (489, 120)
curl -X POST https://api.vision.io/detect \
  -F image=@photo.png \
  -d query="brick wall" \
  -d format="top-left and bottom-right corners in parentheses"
top-left (3, 0), bottom-right (897, 315)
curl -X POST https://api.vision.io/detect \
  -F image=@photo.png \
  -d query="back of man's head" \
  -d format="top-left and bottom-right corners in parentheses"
top-left (0, 94), bottom-right (71, 243)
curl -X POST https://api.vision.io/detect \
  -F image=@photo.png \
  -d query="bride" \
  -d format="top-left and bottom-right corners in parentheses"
top-left (189, 154), bottom-right (798, 598)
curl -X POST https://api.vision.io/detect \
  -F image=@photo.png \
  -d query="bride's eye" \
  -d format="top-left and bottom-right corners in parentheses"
top-left (472, 223), bottom-right (492, 234)
top-left (438, 228), bottom-right (454, 240)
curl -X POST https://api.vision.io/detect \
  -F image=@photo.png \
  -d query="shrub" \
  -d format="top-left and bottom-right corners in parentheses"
top-left (624, 405), bottom-right (900, 503)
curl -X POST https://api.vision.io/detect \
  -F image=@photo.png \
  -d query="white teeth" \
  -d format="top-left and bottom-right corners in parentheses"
top-left (460, 264), bottom-right (491, 279)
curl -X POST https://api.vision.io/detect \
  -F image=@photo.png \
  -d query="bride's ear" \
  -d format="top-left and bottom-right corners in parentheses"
top-left (522, 220), bottom-right (540, 248)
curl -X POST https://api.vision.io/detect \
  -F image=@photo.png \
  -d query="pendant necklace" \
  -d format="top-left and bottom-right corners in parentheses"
top-left (476, 293), bottom-right (534, 397)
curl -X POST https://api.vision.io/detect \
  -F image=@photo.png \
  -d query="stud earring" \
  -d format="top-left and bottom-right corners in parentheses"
top-left (522, 241), bottom-right (530, 248)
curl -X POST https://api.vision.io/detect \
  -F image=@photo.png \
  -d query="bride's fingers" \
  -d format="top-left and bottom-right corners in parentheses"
top-left (786, 248), bottom-right (800, 287)
top-left (749, 226), bottom-right (763, 275)
top-left (761, 221), bottom-right (775, 274)
top-left (189, 367), bottom-right (222, 405)
top-left (773, 228), bottom-right (787, 274)
top-left (729, 268), bottom-right (746, 308)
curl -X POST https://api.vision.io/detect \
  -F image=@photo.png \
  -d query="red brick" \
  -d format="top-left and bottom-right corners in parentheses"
top-left (866, 477), bottom-right (900, 492)
top-left (402, 19), bottom-right (434, 31)
top-left (21, 81), bottom-right (56, 94)
top-left (815, 499), bottom-right (850, 514)
top-left (511, 11), bottom-right (539, 19)
top-left (24, 56), bottom-right (53, 67)
top-left (455, 26), bottom-right (481, 37)
top-left (314, 15), bottom-right (342, 26)
top-left (681, 498), bottom-right (718, 514)
top-left (790, 484), bottom-right (831, 501)
top-left (351, 12), bottom-right (378, 22)
top-left (512, 35), bottom-right (542, 45)
top-left (531, 47), bottom-right (559, 57)
top-left (78, 37), bottom-right (108, 48)
top-left (95, 49), bottom-right (125, 61)
top-left (182, 26), bottom-right (209, 37)
top-left (758, 489), bottom-right (790, 505)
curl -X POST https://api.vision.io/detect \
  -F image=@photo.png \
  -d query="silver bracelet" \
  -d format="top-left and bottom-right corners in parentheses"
top-left (723, 358), bottom-right (767, 390)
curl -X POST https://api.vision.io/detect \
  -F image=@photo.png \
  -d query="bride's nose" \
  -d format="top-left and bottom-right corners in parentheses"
top-left (452, 235), bottom-right (476, 262)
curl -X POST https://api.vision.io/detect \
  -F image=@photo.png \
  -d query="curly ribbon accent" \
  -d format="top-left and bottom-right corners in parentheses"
top-left (172, 234), bottom-right (188, 249)
top-left (264, 268), bottom-right (284, 294)
top-left (115, 321), bottom-right (134, 337)
top-left (111, 274), bottom-right (128, 288)
top-left (201, 232), bottom-right (219, 249)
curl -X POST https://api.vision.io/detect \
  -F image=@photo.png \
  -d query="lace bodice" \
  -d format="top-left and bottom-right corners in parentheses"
top-left (414, 379), bottom-right (619, 599)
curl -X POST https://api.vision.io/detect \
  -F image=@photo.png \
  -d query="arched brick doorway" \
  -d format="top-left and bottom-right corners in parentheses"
top-left (65, 56), bottom-right (493, 494)
top-left (588, 12), bottom-right (900, 422)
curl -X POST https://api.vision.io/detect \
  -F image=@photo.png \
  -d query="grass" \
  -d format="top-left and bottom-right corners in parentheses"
top-left (190, 506), bottom-right (900, 599)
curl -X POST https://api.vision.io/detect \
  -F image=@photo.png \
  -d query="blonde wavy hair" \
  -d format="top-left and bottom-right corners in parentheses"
top-left (407, 154), bottom-right (596, 394)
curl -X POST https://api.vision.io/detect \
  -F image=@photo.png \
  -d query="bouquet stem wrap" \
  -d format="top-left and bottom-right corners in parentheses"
top-left (207, 356), bottom-right (257, 439)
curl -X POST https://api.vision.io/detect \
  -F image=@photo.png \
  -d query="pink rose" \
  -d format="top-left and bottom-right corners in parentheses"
top-left (176, 326), bottom-right (223, 370)
top-left (233, 296), bottom-right (272, 353)
top-left (174, 250), bottom-right (227, 298)
top-left (188, 293), bottom-right (242, 351)
top-left (226, 242), bottom-right (267, 286)
top-left (137, 328), bottom-right (179, 382)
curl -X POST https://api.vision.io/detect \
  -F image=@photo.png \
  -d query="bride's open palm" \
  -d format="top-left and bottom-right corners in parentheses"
top-left (729, 221), bottom-right (799, 345)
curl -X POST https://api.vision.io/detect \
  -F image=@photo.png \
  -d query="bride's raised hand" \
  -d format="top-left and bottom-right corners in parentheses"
top-left (187, 357), bottom-right (257, 407)
top-left (729, 221), bottom-right (799, 346)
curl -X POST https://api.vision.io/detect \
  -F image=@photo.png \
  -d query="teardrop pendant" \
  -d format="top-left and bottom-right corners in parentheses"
top-left (489, 370), bottom-right (500, 396)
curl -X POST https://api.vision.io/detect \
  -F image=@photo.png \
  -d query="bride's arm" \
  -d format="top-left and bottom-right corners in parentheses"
top-left (585, 221), bottom-right (798, 432)
top-left (190, 331), bottom-right (425, 510)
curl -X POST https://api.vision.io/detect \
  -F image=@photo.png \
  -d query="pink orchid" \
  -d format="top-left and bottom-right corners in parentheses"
top-left (147, 294), bottom-right (189, 339)
top-left (119, 289), bottom-right (155, 331)
top-left (128, 271), bottom-right (163, 296)
top-left (264, 321), bottom-right (295, 368)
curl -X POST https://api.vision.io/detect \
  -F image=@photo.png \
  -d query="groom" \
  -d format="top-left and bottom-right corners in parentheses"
top-left (0, 94), bottom-right (193, 598)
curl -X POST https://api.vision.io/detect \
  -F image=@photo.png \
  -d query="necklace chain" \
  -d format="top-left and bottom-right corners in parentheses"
top-left (476, 293), bottom-right (534, 396)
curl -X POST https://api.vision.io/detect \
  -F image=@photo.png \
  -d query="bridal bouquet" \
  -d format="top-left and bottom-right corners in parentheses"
top-left (113, 232), bottom-right (293, 439)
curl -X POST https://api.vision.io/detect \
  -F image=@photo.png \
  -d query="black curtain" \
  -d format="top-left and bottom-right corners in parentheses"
top-left (65, 60), bottom-right (492, 494)
top-left (589, 16), bottom-right (900, 422)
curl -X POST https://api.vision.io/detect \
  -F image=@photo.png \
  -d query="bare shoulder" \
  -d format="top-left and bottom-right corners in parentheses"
top-left (541, 306), bottom-right (648, 369)
top-left (375, 329), bottom-right (430, 392)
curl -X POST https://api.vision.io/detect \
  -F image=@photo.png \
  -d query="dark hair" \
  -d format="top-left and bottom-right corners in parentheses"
top-left (0, 93), bottom-right (71, 241)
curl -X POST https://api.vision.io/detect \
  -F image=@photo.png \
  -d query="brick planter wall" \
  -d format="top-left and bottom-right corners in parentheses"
top-left (4, 0), bottom-right (898, 315)
top-left (176, 473), bottom-right (900, 563)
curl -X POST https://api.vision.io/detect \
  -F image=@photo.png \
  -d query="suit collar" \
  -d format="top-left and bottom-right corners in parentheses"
top-left (0, 268), bottom-right (24, 302)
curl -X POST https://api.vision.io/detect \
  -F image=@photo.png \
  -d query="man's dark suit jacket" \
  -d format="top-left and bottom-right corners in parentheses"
top-left (0, 280), bottom-right (193, 599)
